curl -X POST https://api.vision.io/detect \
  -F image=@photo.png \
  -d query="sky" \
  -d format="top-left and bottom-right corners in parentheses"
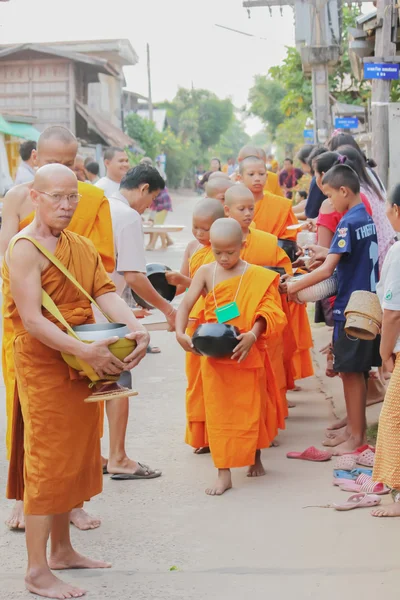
top-left (0, 0), bottom-right (296, 134)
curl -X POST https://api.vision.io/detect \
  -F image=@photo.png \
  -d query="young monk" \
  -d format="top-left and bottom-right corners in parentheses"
top-left (176, 219), bottom-right (286, 495)
top-left (240, 156), bottom-right (314, 382)
top-left (204, 177), bottom-right (235, 204)
top-left (237, 145), bottom-right (284, 197)
top-left (166, 199), bottom-right (225, 452)
top-left (224, 184), bottom-right (297, 425)
top-left (0, 126), bottom-right (115, 532)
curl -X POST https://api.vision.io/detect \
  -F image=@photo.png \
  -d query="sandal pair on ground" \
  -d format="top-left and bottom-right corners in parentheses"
top-left (103, 462), bottom-right (162, 480)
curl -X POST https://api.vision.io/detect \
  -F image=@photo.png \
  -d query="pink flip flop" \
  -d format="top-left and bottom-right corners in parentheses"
top-left (286, 446), bottom-right (332, 462)
top-left (339, 473), bottom-right (389, 495)
top-left (333, 493), bottom-right (381, 511)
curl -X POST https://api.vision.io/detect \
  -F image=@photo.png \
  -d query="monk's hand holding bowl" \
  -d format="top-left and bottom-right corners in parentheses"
top-left (177, 332), bottom-right (200, 355)
top-left (123, 330), bottom-right (150, 370)
top-left (231, 331), bottom-right (257, 363)
top-left (77, 336), bottom-right (125, 379)
top-left (279, 273), bottom-right (290, 294)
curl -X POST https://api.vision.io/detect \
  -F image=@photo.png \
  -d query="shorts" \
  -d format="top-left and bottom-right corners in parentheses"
top-left (332, 321), bottom-right (382, 374)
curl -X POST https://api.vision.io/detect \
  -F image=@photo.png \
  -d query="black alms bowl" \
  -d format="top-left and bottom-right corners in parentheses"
top-left (263, 266), bottom-right (286, 276)
top-left (277, 239), bottom-right (299, 263)
top-left (192, 323), bottom-right (240, 358)
top-left (131, 263), bottom-right (177, 309)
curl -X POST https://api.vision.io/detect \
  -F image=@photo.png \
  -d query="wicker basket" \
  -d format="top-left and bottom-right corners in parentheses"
top-left (344, 291), bottom-right (382, 340)
top-left (296, 273), bottom-right (338, 303)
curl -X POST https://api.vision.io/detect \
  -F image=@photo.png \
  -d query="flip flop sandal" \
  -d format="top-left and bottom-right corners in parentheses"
top-left (286, 446), bottom-right (332, 462)
top-left (333, 493), bottom-right (381, 511)
top-left (110, 462), bottom-right (162, 480)
top-left (334, 455), bottom-right (357, 471)
top-left (339, 473), bottom-right (389, 495)
top-left (333, 468), bottom-right (373, 485)
top-left (356, 449), bottom-right (375, 468)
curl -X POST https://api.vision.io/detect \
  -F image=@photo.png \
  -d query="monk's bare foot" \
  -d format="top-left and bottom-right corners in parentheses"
top-left (371, 502), bottom-right (400, 518)
top-left (70, 509), bottom-right (100, 531)
top-left (205, 469), bottom-right (232, 496)
top-left (327, 417), bottom-right (348, 431)
top-left (332, 436), bottom-right (365, 456)
top-left (287, 400), bottom-right (297, 408)
top-left (6, 500), bottom-right (25, 530)
top-left (25, 568), bottom-right (86, 599)
top-left (49, 549), bottom-right (111, 570)
top-left (247, 450), bottom-right (266, 477)
top-left (292, 385), bottom-right (302, 392)
top-left (270, 439), bottom-right (279, 447)
top-left (194, 447), bottom-right (211, 454)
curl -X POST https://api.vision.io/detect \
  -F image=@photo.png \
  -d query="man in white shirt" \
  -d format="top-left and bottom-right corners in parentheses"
top-left (95, 147), bottom-right (130, 198)
top-left (14, 140), bottom-right (36, 185)
top-left (104, 163), bottom-right (175, 480)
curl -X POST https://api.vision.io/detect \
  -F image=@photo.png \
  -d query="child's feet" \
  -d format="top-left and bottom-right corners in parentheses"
top-left (332, 436), bottom-right (366, 456)
top-left (371, 502), bottom-right (400, 518)
top-left (327, 416), bottom-right (348, 431)
top-left (322, 428), bottom-right (350, 447)
top-left (194, 447), bottom-right (210, 455)
top-left (247, 450), bottom-right (266, 477)
top-left (205, 469), bottom-right (232, 496)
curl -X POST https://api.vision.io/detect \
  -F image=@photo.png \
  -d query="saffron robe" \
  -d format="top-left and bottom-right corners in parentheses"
top-left (253, 192), bottom-right (298, 241)
top-left (201, 266), bottom-right (286, 468)
top-left (185, 244), bottom-right (215, 448)
top-left (4, 231), bottom-right (115, 514)
top-left (2, 182), bottom-right (115, 457)
top-left (264, 171), bottom-right (284, 197)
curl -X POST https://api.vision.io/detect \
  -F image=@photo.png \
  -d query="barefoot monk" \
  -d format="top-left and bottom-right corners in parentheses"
top-left (4, 164), bottom-right (149, 599)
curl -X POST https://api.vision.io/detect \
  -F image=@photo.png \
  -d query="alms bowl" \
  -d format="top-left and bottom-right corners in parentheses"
top-left (192, 323), bottom-right (240, 358)
top-left (277, 239), bottom-right (299, 263)
top-left (131, 263), bottom-right (177, 309)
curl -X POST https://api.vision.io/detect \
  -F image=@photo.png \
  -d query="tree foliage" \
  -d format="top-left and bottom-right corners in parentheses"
top-left (212, 117), bottom-right (250, 162)
top-left (124, 113), bottom-right (161, 159)
top-left (248, 77), bottom-right (286, 137)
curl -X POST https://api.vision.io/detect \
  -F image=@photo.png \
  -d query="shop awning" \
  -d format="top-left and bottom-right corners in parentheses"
top-left (0, 114), bottom-right (40, 141)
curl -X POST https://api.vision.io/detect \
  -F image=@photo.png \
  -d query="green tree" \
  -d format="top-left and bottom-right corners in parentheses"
top-left (124, 113), bottom-right (161, 159)
top-left (212, 117), bottom-right (250, 162)
top-left (269, 48), bottom-right (313, 117)
top-left (248, 77), bottom-right (286, 137)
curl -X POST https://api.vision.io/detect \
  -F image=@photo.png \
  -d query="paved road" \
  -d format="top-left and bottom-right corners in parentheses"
top-left (0, 191), bottom-right (396, 600)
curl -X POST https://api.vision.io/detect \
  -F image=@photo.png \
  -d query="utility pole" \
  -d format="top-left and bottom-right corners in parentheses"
top-left (309, 0), bottom-right (331, 143)
top-left (371, 0), bottom-right (396, 187)
top-left (146, 43), bottom-right (154, 123)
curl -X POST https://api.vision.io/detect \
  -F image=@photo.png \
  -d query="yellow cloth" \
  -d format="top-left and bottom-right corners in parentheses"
top-left (264, 171), bottom-right (284, 197)
top-left (3, 181), bottom-right (115, 457)
top-left (4, 231), bottom-right (115, 514)
top-left (253, 191), bottom-right (298, 241)
top-left (201, 266), bottom-right (286, 468)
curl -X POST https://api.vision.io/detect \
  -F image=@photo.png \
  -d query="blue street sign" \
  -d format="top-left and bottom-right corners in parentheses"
top-left (364, 63), bottom-right (399, 80)
top-left (334, 117), bottom-right (359, 130)
top-left (303, 129), bottom-right (314, 141)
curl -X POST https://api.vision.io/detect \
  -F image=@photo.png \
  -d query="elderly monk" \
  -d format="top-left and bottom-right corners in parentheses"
top-left (4, 164), bottom-right (149, 599)
top-left (0, 126), bottom-right (115, 532)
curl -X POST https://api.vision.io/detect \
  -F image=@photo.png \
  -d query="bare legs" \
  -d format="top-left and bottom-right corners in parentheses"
top-left (105, 397), bottom-right (139, 475)
top-left (329, 373), bottom-right (367, 455)
top-left (25, 511), bottom-right (109, 599)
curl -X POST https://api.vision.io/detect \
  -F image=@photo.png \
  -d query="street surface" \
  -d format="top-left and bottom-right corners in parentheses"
top-left (0, 190), bottom-right (396, 600)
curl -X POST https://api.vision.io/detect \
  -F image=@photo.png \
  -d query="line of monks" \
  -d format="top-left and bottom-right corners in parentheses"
top-left (168, 146), bottom-right (314, 495)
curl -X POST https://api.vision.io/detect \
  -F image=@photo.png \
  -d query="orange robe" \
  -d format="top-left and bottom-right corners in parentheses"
top-left (241, 228), bottom-right (296, 427)
top-left (253, 192), bottom-right (298, 241)
top-left (201, 266), bottom-right (286, 468)
top-left (252, 199), bottom-right (314, 382)
top-left (3, 182), bottom-right (115, 457)
top-left (185, 245), bottom-right (214, 448)
top-left (264, 171), bottom-right (284, 197)
top-left (4, 231), bottom-right (115, 514)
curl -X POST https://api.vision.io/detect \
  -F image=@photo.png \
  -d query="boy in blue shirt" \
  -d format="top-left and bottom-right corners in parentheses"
top-left (287, 164), bottom-right (381, 454)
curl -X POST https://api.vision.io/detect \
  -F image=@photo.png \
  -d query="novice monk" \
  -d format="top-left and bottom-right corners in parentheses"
top-left (237, 145), bottom-right (284, 197)
top-left (0, 126), bottom-right (116, 532)
top-left (4, 164), bottom-right (149, 598)
top-left (176, 219), bottom-right (286, 495)
top-left (240, 156), bottom-right (314, 382)
top-left (204, 177), bottom-right (235, 204)
top-left (223, 184), bottom-right (297, 425)
top-left (166, 199), bottom-right (225, 452)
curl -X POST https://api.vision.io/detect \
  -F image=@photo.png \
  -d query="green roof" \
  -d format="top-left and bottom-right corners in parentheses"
top-left (0, 114), bottom-right (40, 141)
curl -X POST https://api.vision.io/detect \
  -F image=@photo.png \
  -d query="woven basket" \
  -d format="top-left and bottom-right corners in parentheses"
top-left (344, 291), bottom-right (382, 340)
top-left (296, 273), bottom-right (338, 303)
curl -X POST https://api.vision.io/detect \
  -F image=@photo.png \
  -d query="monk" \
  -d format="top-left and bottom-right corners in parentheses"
top-left (166, 199), bottom-right (225, 453)
top-left (4, 164), bottom-right (149, 599)
top-left (237, 145), bottom-right (284, 197)
top-left (0, 126), bottom-right (115, 532)
top-left (204, 177), bottom-right (234, 204)
top-left (239, 157), bottom-right (314, 384)
top-left (176, 219), bottom-right (286, 495)
top-left (223, 184), bottom-right (297, 424)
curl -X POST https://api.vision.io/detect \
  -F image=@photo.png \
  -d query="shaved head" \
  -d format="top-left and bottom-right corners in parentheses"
top-left (33, 163), bottom-right (78, 190)
top-left (258, 148), bottom-right (267, 163)
top-left (38, 126), bottom-right (78, 151)
top-left (193, 197), bottom-right (225, 221)
top-left (210, 218), bottom-right (243, 246)
top-left (224, 184), bottom-right (254, 207)
top-left (238, 145), bottom-right (262, 163)
top-left (208, 171), bottom-right (230, 182)
top-left (239, 156), bottom-right (265, 175)
top-left (205, 177), bottom-right (234, 200)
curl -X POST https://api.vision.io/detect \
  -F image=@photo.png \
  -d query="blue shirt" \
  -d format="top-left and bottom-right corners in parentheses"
top-left (305, 177), bottom-right (327, 219)
top-left (329, 203), bottom-right (379, 321)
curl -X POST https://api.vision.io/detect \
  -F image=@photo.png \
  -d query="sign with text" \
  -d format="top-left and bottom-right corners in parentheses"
top-left (303, 129), bottom-right (314, 143)
top-left (364, 63), bottom-right (399, 80)
top-left (334, 117), bottom-right (359, 129)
